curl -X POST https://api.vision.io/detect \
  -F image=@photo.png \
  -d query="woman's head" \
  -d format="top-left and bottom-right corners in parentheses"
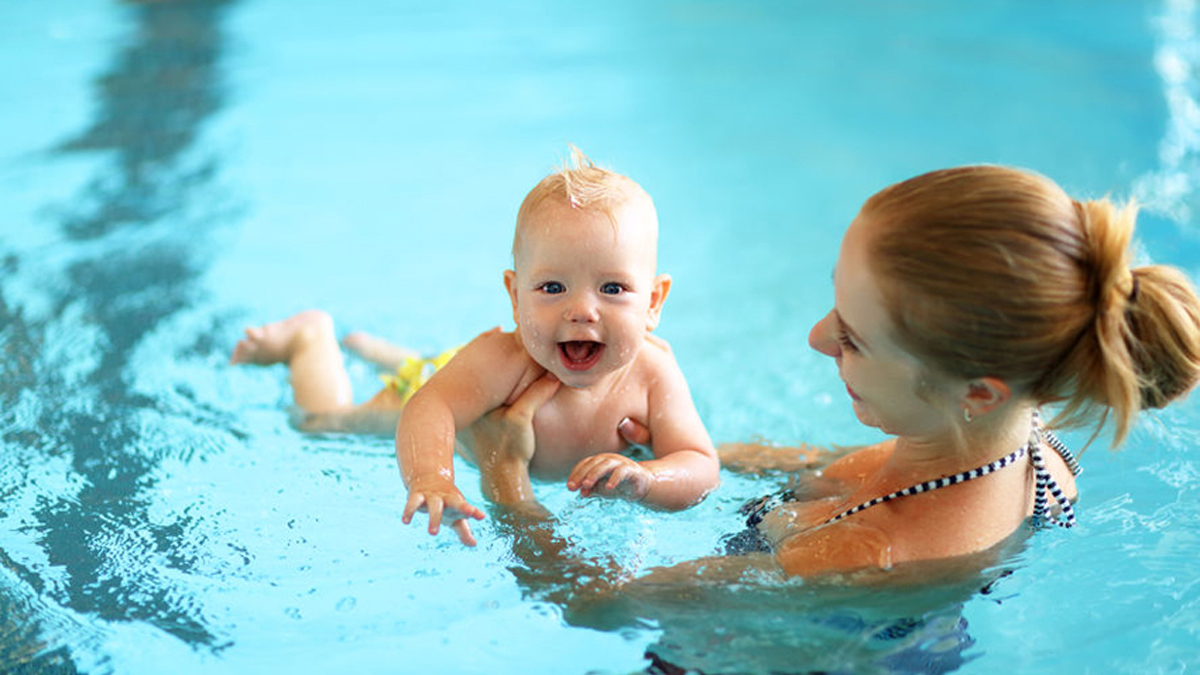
top-left (857, 165), bottom-right (1200, 445)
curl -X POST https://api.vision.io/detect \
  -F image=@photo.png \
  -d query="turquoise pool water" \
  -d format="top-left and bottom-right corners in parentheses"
top-left (2, 0), bottom-right (1199, 673)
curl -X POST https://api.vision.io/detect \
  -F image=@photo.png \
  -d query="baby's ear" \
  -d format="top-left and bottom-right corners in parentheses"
top-left (646, 274), bottom-right (672, 331)
top-left (503, 270), bottom-right (520, 324)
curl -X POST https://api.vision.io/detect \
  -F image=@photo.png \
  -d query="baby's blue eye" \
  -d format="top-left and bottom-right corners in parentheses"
top-left (600, 283), bottom-right (624, 295)
top-left (541, 282), bottom-right (565, 294)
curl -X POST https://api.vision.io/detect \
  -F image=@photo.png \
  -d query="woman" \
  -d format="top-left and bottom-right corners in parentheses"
top-left (478, 165), bottom-right (1200, 579)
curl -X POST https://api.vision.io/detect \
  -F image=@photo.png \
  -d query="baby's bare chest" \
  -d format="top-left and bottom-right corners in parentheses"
top-left (527, 390), bottom-right (649, 479)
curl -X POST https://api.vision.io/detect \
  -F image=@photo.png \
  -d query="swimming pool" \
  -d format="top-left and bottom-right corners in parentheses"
top-left (2, 0), bottom-right (1199, 673)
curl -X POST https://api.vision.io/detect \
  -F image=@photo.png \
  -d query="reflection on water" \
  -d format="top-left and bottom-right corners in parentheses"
top-left (1, 1), bottom-right (1197, 673)
top-left (1135, 0), bottom-right (1200, 224)
top-left (492, 505), bottom-right (1031, 675)
top-left (1, 0), bottom-right (237, 665)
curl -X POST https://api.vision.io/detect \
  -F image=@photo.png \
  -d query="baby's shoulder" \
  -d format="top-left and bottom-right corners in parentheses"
top-left (457, 327), bottom-right (540, 388)
top-left (633, 333), bottom-right (682, 373)
top-left (461, 328), bottom-right (551, 407)
top-left (462, 327), bottom-right (525, 361)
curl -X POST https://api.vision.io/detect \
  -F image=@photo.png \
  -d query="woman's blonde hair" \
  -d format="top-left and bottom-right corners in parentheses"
top-left (863, 166), bottom-right (1200, 446)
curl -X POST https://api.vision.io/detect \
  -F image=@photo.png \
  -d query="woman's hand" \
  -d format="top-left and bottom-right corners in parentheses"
top-left (466, 373), bottom-right (561, 504)
top-left (617, 416), bottom-right (651, 448)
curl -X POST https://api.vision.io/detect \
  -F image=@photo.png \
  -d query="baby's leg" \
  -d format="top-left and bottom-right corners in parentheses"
top-left (298, 386), bottom-right (406, 435)
top-left (342, 331), bottom-right (419, 371)
top-left (231, 310), bottom-right (354, 414)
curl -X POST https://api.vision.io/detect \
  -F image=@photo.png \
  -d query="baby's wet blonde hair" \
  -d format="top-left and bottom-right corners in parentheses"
top-left (512, 145), bottom-right (656, 259)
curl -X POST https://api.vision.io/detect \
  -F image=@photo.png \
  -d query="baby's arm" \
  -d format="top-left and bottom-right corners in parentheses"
top-left (396, 330), bottom-right (530, 544)
top-left (569, 346), bottom-right (719, 510)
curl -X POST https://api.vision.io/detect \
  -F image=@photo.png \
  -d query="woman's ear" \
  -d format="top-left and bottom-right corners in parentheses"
top-left (504, 270), bottom-right (519, 324)
top-left (646, 274), bottom-right (672, 331)
top-left (962, 377), bottom-right (1011, 420)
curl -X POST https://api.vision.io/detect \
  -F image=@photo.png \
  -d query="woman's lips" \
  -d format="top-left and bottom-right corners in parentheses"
top-left (559, 341), bottom-right (605, 371)
top-left (845, 383), bottom-right (862, 401)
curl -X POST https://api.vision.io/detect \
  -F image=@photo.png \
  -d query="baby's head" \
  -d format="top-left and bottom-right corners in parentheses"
top-left (505, 147), bottom-right (671, 387)
top-left (512, 146), bottom-right (658, 264)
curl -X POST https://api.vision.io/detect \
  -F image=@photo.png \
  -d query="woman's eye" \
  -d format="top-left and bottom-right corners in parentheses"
top-left (540, 282), bottom-right (565, 294)
top-left (837, 330), bottom-right (859, 353)
top-left (600, 283), bottom-right (624, 295)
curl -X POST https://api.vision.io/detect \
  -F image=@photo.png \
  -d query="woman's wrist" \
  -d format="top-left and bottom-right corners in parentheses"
top-left (480, 451), bottom-right (536, 504)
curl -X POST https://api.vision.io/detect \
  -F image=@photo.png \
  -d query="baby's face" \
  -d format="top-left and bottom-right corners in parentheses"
top-left (506, 197), bottom-right (664, 388)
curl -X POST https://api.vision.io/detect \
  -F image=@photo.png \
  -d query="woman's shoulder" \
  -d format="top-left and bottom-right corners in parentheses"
top-left (773, 518), bottom-right (896, 577)
top-left (820, 440), bottom-right (893, 483)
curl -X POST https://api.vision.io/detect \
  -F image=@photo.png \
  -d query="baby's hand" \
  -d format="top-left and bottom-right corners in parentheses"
top-left (402, 482), bottom-right (485, 546)
top-left (567, 454), bottom-right (653, 502)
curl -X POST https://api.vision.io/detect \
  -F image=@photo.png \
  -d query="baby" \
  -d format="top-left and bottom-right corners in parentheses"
top-left (232, 148), bottom-right (719, 545)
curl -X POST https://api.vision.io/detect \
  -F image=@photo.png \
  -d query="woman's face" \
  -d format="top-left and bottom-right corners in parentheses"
top-left (808, 212), bottom-right (954, 437)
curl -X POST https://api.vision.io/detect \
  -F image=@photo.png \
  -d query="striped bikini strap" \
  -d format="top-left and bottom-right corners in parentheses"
top-left (821, 410), bottom-right (1079, 528)
top-left (1031, 409), bottom-right (1082, 476)
top-left (821, 444), bottom-right (1028, 526)
top-left (1029, 412), bottom-right (1077, 528)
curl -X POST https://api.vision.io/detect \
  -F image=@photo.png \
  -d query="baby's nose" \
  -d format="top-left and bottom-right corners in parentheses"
top-left (564, 295), bottom-right (599, 322)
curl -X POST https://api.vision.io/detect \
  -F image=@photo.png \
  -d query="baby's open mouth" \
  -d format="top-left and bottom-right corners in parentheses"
top-left (559, 341), bottom-right (605, 371)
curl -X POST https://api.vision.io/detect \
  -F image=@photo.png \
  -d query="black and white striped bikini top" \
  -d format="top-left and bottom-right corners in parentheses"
top-left (823, 410), bottom-right (1082, 528)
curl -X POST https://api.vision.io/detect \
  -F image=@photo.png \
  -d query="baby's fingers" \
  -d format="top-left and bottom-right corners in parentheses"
top-left (451, 519), bottom-right (478, 547)
top-left (425, 495), bottom-right (446, 535)
top-left (572, 457), bottom-right (627, 494)
top-left (566, 456), bottom-right (607, 491)
top-left (402, 492), bottom-right (428, 525)
top-left (605, 464), bottom-right (652, 500)
top-left (604, 463), bottom-right (636, 490)
top-left (401, 492), bottom-right (448, 535)
top-left (442, 495), bottom-right (486, 525)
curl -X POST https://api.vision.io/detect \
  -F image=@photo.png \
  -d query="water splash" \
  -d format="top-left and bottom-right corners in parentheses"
top-left (1134, 0), bottom-right (1200, 225)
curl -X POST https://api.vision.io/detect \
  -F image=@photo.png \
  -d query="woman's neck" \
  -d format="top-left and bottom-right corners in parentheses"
top-left (889, 401), bottom-right (1035, 477)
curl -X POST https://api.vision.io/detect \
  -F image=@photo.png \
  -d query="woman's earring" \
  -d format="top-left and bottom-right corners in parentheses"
top-left (963, 408), bottom-right (973, 423)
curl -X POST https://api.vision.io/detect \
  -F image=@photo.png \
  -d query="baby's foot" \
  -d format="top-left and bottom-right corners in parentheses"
top-left (230, 310), bottom-right (335, 365)
top-left (342, 331), bottom-right (418, 370)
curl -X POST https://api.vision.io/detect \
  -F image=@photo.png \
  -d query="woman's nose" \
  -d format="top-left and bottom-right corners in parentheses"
top-left (809, 310), bottom-right (840, 357)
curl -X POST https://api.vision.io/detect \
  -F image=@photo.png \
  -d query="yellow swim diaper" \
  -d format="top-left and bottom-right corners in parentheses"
top-left (380, 347), bottom-right (461, 404)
